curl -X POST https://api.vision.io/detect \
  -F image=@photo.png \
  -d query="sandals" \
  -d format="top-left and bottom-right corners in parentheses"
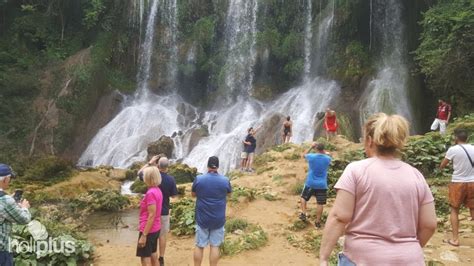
top-left (299, 213), bottom-right (307, 222)
top-left (443, 239), bottom-right (459, 247)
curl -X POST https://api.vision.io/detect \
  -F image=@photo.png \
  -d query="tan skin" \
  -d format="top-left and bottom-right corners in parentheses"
top-left (439, 137), bottom-right (474, 246)
top-left (282, 120), bottom-right (292, 143)
top-left (318, 136), bottom-right (437, 265)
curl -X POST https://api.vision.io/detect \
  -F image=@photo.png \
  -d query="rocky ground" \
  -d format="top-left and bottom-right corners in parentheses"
top-left (84, 137), bottom-right (474, 265)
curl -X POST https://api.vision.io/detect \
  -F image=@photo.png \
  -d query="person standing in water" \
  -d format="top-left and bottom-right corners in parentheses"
top-left (282, 116), bottom-right (293, 144)
top-left (324, 108), bottom-right (338, 141)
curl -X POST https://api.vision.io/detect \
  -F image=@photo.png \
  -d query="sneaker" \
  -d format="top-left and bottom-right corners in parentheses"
top-left (299, 213), bottom-right (307, 222)
top-left (159, 257), bottom-right (164, 266)
top-left (315, 221), bottom-right (321, 229)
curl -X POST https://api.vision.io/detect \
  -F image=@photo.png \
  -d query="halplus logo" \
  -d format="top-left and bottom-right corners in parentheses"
top-left (9, 220), bottom-right (76, 257)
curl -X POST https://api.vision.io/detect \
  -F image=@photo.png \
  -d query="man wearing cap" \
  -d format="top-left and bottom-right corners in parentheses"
top-left (0, 164), bottom-right (31, 265)
top-left (192, 156), bottom-right (232, 266)
top-left (299, 143), bottom-right (331, 228)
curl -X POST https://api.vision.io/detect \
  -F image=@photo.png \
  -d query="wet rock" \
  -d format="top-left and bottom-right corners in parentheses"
top-left (254, 113), bottom-right (285, 152)
top-left (147, 135), bottom-right (174, 159)
top-left (440, 250), bottom-right (459, 262)
top-left (187, 125), bottom-right (209, 151)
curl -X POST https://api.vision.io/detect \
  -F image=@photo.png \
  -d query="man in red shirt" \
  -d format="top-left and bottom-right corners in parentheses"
top-left (430, 99), bottom-right (451, 134)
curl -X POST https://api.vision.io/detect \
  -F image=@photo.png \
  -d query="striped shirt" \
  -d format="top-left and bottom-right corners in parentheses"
top-left (0, 193), bottom-right (31, 251)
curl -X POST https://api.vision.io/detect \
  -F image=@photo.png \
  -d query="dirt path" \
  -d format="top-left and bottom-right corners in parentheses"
top-left (90, 141), bottom-right (474, 265)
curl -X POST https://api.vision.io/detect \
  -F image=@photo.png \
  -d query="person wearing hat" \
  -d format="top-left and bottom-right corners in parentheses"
top-left (299, 143), bottom-right (331, 228)
top-left (0, 164), bottom-right (31, 265)
top-left (192, 156), bottom-right (232, 266)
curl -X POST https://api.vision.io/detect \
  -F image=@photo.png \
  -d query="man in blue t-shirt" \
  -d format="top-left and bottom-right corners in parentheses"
top-left (300, 142), bottom-right (331, 228)
top-left (192, 156), bottom-right (232, 266)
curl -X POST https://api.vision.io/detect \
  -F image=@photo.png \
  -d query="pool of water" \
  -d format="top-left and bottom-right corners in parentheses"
top-left (86, 208), bottom-right (140, 245)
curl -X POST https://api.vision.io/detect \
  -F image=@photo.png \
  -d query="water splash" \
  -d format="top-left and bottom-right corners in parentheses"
top-left (359, 0), bottom-right (412, 125)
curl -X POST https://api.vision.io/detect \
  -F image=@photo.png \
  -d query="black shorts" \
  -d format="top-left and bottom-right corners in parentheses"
top-left (136, 231), bottom-right (160, 257)
top-left (301, 186), bottom-right (327, 205)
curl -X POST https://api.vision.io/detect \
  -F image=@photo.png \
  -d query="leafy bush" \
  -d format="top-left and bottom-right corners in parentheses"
top-left (402, 133), bottom-right (451, 177)
top-left (12, 222), bottom-right (93, 265)
top-left (432, 187), bottom-right (450, 217)
top-left (288, 219), bottom-right (307, 231)
top-left (22, 156), bottom-right (73, 183)
top-left (220, 224), bottom-right (268, 256)
top-left (130, 180), bottom-right (147, 194)
top-left (124, 169), bottom-right (136, 180)
top-left (168, 163), bottom-right (198, 184)
top-left (171, 198), bottom-right (196, 236)
top-left (72, 189), bottom-right (130, 212)
top-left (177, 185), bottom-right (186, 195)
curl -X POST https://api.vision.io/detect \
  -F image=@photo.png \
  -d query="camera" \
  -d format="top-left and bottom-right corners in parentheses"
top-left (13, 189), bottom-right (23, 203)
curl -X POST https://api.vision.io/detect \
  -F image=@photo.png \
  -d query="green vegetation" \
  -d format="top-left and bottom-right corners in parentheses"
top-left (12, 224), bottom-right (93, 265)
top-left (130, 180), bottom-right (147, 194)
top-left (415, 0), bottom-right (474, 114)
top-left (254, 153), bottom-right (276, 167)
top-left (288, 219), bottom-right (307, 231)
top-left (272, 143), bottom-right (292, 152)
top-left (225, 218), bottom-right (249, 233)
top-left (220, 223), bottom-right (268, 256)
top-left (20, 156), bottom-right (73, 184)
top-left (72, 189), bottom-right (130, 212)
top-left (230, 186), bottom-right (257, 203)
top-left (168, 163), bottom-right (198, 184)
top-left (170, 198), bottom-right (196, 236)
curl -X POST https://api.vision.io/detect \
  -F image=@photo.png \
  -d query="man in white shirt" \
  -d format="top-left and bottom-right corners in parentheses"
top-left (440, 129), bottom-right (474, 246)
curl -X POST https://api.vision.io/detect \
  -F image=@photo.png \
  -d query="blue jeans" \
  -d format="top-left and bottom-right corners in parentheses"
top-left (0, 251), bottom-right (13, 266)
top-left (195, 225), bottom-right (225, 248)
top-left (338, 252), bottom-right (356, 266)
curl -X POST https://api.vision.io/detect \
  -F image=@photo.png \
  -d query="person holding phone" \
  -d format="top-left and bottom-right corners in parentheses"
top-left (0, 164), bottom-right (31, 266)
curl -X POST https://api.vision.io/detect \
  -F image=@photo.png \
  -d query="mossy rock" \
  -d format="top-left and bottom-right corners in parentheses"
top-left (168, 163), bottom-right (198, 184)
top-left (130, 180), bottom-right (147, 194)
top-left (22, 156), bottom-right (73, 183)
top-left (147, 135), bottom-right (174, 159)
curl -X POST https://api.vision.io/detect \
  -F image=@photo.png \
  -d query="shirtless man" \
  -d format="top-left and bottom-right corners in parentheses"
top-left (282, 116), bottom-right (293, 144)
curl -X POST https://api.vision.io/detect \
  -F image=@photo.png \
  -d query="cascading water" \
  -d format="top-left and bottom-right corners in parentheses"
top-left (80, 0), bottom-right (340, 174)
top-left (312, 0), bottom-right (335, 76)
top-left (162, 0), bottom-right (178, 87)
top-left (359, 0), bottom-right (413, 125)
top-left (223, 0), bottom-right (258, 98)
top-left (79, 0), bottom-right (197, 167)
top-left (303, 0), bottom-right (313, 82)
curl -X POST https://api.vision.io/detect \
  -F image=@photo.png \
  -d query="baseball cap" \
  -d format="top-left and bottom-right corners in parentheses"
top-left (207, 156), bottom-right (219, 169)
top-left (0, 164), bottom-right (16, 178)
top-left (316, 143), bottom-right (325, 151)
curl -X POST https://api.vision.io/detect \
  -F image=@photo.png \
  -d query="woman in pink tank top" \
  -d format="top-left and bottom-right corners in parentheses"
top-left (319, 113), bottom-right (437, 266)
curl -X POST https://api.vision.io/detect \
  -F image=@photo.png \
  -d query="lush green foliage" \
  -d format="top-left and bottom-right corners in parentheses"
top-left (12, 227), bottom-right (93, 265)
top-left (415, 0), bottom-right (474, 114)
top-left (230, 186), bottom-right (257, 203)
top-left (225, 218), bottom-right (249, 233)
top-left (170, 198), bottom-right (196, 236)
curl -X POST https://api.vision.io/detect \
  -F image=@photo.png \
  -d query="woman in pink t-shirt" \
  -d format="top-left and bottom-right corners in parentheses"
top-left (320, 113), bottom-right (437, 266)
top-left (136, 166), bottom-right (163, 265)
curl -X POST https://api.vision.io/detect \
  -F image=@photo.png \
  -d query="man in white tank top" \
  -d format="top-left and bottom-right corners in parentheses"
top-left (440, 128), bottom-right (474, 246)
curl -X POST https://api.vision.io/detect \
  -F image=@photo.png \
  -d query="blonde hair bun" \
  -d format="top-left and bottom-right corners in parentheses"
top-left (365, 113), bottom-right (410, 154)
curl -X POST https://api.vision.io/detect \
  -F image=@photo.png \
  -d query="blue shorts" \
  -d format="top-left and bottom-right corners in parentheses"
top-left (338, 252), bottom-right (356, 266)
top-left (195, 225), bottom-right (225, 248)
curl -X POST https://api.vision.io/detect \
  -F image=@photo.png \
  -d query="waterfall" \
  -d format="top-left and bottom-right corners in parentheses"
top-left (369, 0), bottom-right (373, 51)
top-left (303, 0), bottom-right (313, 82)
top-left (312, 0), bottom-right (335, 75)
top-left (223, 0), bottom-right (259, 98)
top-left (359, 0), bottom-right (412, 125)
top-left (136, 0), bottom-right (160, 98)
top-left (162, 0), bottom-right (178, 87)
top-left (79, 0), bottom-right (340, 174)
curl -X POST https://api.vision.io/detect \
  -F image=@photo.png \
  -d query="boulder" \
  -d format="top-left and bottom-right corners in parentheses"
top-left (254, 113), bottom-right (285, 153)
top-left (147, 135), bottom-right (174, 159)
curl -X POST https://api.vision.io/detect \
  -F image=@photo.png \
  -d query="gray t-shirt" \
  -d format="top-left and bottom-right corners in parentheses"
top-left (446, 144), bottom-right (474, 182)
